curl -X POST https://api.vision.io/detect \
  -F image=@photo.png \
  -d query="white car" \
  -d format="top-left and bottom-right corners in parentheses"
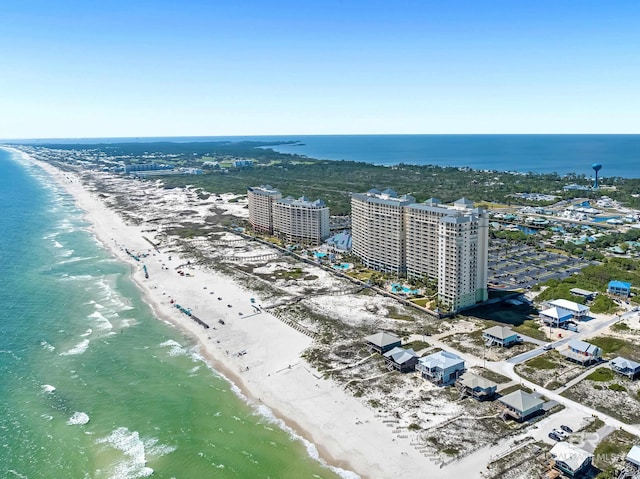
top-left (553, 428), bottom-right (569, 439)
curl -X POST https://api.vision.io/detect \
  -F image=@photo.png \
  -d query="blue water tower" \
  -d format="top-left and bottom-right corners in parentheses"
top-left (592, 163), bottom-right (602, 189)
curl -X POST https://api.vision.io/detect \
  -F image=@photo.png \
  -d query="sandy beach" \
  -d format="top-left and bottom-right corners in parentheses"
top-left (5, 147), bottom-right (447, 479)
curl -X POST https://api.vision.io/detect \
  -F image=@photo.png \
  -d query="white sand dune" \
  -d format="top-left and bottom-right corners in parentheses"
top-left (9, 148), bottom-right (442, 479)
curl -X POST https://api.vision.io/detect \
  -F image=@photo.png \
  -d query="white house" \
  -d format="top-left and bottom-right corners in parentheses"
top-left (417, 351), bottom-right (465, 385)
top-left (549, 442), bottom-right (593, 477)
top-left (547, 299), bottom-right (590, 320)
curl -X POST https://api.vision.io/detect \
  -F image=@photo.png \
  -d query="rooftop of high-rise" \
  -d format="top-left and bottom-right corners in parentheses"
top-left (248, 184), bottom-right (281, 195)
top-left (277, 196), bottom-right (327, 208)
top-left (352, 188), bottom-right (416, 206)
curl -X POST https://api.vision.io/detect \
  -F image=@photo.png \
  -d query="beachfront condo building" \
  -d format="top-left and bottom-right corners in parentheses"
top-left (273, 196), bottom-right (330, 245)
top-left (351, 189), bottom-right (415, 275)
top-left (248, 186), bottom-right (330, 244)
top-left (351, 190), bottom-right (488, 312)
top-left (248, 185), bottom-right (282, 233)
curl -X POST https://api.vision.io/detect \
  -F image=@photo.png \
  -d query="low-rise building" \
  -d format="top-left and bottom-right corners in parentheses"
top-left (417, 351), bottom-right (465, 385)
top-left (610, 356), bottom-right (640, 379)
top-left (482, 326), bottom-right (521, 347)
top-left (547, 299), bottom-right (590, 320)
top-left (549, 442), bottom-right (593, 477)
top-left (456, 372), bottom-right (497, 400)
top-left (539, 306), bottom-right (574, 327)
top-left (608, 280), bottom-right (632, 297)
top-left (498, 389), bottom-right (544, 421)
top-left (364, 332), bottom-right (402, 354)
top-left (383, 347), bottom-right (419, 372)
top-left (569, 288), bottom-right (597, 300)
top-left (561, 339), bottom-right (602, 365)
top-left (625, 445), bottom-right (640, 473)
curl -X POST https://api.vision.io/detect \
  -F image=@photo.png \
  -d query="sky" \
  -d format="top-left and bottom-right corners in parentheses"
top-left (1, 0), bottom-right (639, 138)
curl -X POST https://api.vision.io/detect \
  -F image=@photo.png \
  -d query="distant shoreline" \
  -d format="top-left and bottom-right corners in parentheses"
top-left (4, 134), bottom-right (639, 178)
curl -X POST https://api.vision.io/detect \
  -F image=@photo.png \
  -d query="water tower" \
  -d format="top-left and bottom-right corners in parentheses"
top-left (592, 163), bottom-right (602, 189)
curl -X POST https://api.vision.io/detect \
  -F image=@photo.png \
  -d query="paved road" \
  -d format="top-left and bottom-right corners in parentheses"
top-left (506, 310), bottom-right (631, 366)
top-left (432, 308), bottom-right (640, 444)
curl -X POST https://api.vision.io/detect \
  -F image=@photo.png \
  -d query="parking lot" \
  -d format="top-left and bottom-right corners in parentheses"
top-left (488, 239), bottom-right (596, 290)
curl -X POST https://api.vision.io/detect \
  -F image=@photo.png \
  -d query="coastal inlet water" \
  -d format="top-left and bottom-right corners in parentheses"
top-left (19, 134), bottom-right (639, 178)
top-left (0, 149), bottom-right (346, 479)
top-left (262, 134), bottom-right (640, 178)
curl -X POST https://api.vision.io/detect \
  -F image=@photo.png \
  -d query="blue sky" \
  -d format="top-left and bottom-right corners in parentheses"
top-left (1, 0), bottom-right (639, 138)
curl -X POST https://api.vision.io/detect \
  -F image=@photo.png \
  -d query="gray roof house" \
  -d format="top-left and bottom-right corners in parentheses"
top-left (611, 356), bottom-right (640, 379)
top-left (561, 339), bottom-right (602, 365)
top-left (498, 389), bottom-right (544, 421)
top-left (364, 332), bottom-right (402, 354)
top-left (383, 347), bottom-right (419, 373)
top-left (549, 442), bottom-right (593, 477)
top-left (416, 351), bottom-right (465, 385)
top-left (483, 326), bottom-right (521, 347)
top-left (456, 372), bottom-right (497, 400)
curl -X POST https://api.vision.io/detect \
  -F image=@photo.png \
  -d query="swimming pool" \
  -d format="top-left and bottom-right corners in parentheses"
top-left (391, 284), bottom-right (419, 294)
top-left (332, 263), bottom-right (352, 270)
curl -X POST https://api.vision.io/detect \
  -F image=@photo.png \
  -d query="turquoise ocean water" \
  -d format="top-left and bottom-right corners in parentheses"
top-left (0, 148), bottom-right (344, 479)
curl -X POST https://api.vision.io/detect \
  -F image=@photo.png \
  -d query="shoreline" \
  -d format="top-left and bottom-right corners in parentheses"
top-left (3, 146), bottom-right (436, 479)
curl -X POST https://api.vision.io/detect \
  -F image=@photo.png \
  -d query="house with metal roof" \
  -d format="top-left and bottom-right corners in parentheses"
top-left (364, 332), bottom-right (402, 354)
top-left (540, 306), bottom-right (574, 327)
top-left (549, 442), bottom-right (593, 477)
top-left (482, 326), bottom-right (521, 347)
top-left (456, 372), bottom-right (497, 400)
top-left (569, 288), bottom-right (597, 300)
top-left (417, 351), bottom-right (465, 385)
top-left (498, 389), bottom-right (544, 421)
top-left (611, 356), bottom-right (640, 379)
top-left (608, 280), bottom-right (632, 297)
top-left (547, 299), bottom-right (590, 320)
top-left (625, 445), bottom-right (640, 471)
top-left (561, 339), bottom-right (602, 365)
top-left (383, 347), bottom-right (419, 373)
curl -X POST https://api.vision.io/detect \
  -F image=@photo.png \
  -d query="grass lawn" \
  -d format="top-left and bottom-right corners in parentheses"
top-left (474, 367), bottom-right (512, 384)
top-left (586, 368), bottom-right (615, 382)
top-left (347, 271), bottom-right (373, 281)
top-left (594, 429), bottom-right (638, 470)
top-left (588, 336), bottom-right (640, 361)
top-left (387, 306), bottom-right (415, 321)
top-left (524, 355), bottom-right (557, 370)
top-left (410, 297), bottom-right (430, 307)
top-left (515, 351), bottom-right (585, 388)
top-left (512, 319), bottom-right (547, 341)
top-left (499, 384), bottom-right (533, 396)
top-left (404, 340), bottom-right (430, 352)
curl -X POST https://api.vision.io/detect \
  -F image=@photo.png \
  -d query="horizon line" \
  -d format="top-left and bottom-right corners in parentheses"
top-left (3, 132), bottom-right (640, 142)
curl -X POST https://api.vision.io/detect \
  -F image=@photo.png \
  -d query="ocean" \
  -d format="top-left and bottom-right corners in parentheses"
top-left (262, 134), bottom-right (640, 179)
top-left (13, 134), bottom-right (640, 178)
top-left (0, 148), bottom-right (344, 479)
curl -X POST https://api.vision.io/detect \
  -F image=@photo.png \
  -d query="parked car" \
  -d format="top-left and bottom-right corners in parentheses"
top-left (548, 432), bottom-right (561, 441)
top-left (553, 429), bottom-right (568, 439)
top-left (561, 425), bottom-right (573, 433)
